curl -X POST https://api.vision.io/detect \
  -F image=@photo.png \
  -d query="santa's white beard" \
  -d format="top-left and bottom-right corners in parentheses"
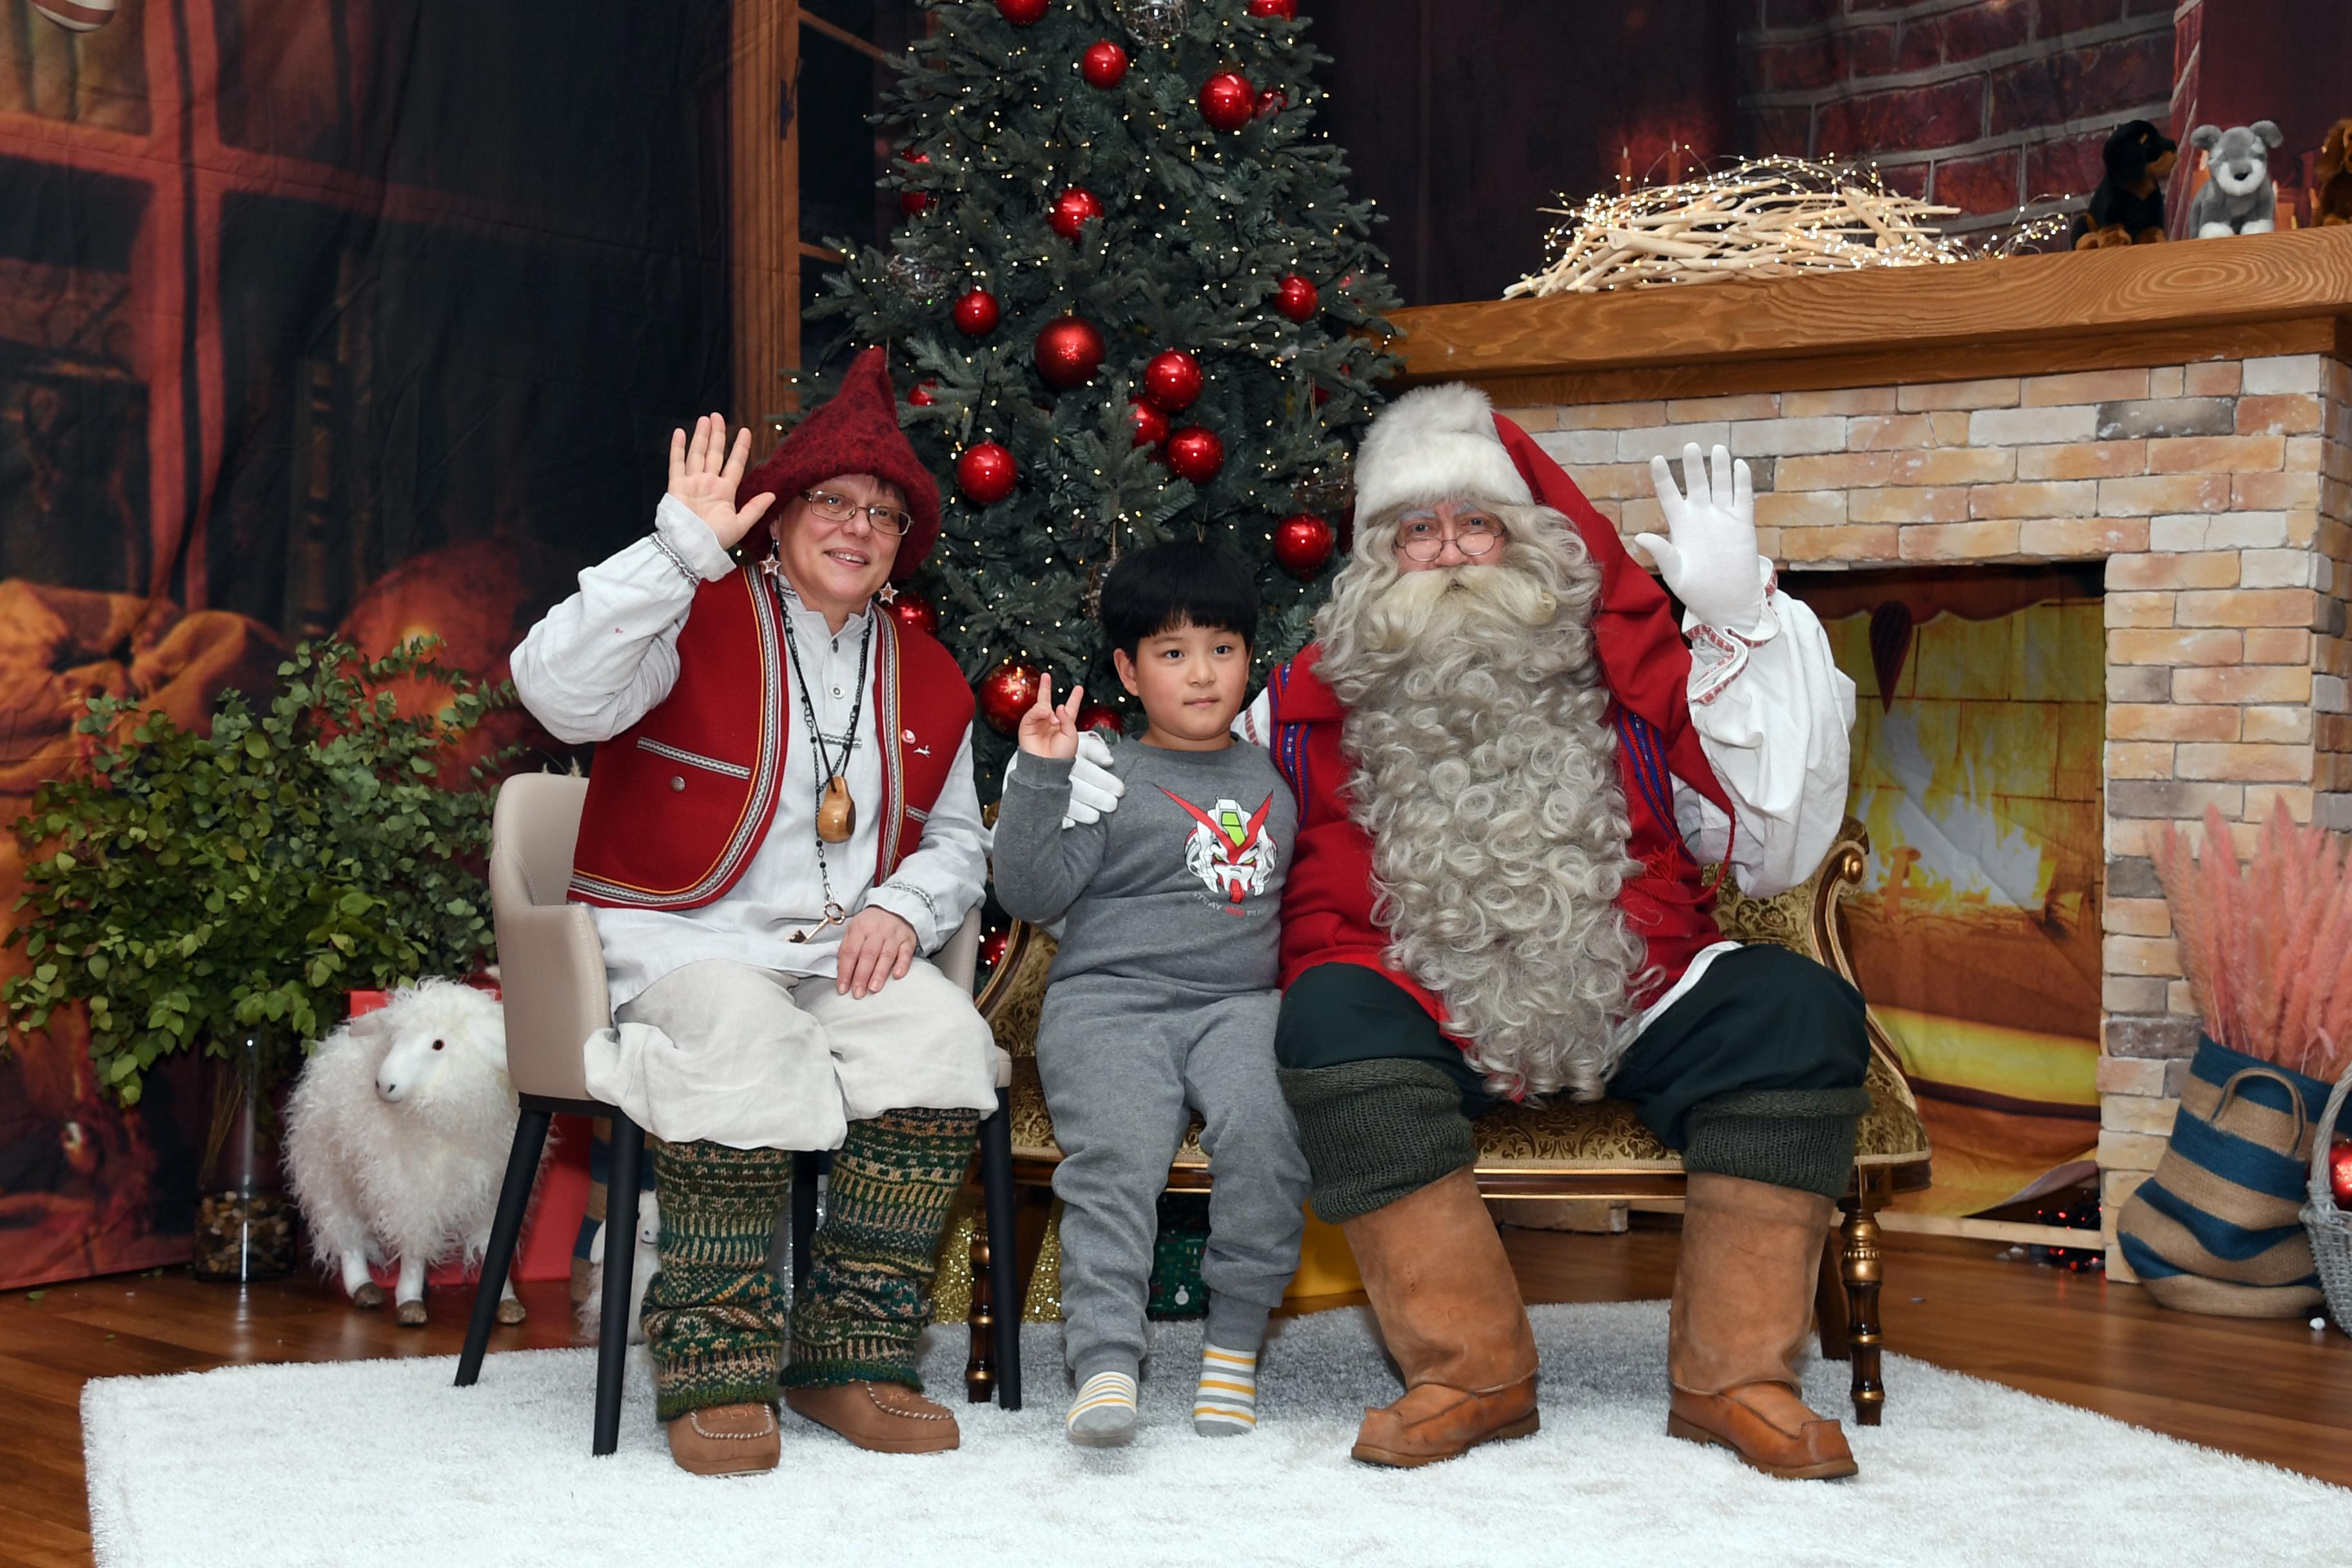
top-left (1316, 527), bottom-right (1647, 1100)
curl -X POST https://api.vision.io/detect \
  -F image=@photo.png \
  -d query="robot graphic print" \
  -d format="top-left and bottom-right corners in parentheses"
top-left (1159, 787), bottom-right (1280, 905)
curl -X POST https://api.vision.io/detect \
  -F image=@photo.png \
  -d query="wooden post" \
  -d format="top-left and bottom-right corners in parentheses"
top-left (966, 1208), bottom-right (997, 1404)
top-left (730, 0), bottom-right (798, 434)
top-left (1841, 1171), bottom-right (1886, 1427)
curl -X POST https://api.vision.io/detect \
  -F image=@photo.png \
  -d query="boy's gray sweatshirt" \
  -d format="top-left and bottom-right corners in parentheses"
top-left (992, 739), bottom-right (1296, 994)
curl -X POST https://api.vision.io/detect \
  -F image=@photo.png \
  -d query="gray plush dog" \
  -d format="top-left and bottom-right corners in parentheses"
top-left (2188, 121), bottom-right (2284, 237)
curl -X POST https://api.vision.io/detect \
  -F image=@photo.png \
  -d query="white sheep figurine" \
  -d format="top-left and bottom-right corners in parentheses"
top-left (284, 979), bottom-right (533, 1327)
top-left (578, 1188), bottom-right (660, 1345)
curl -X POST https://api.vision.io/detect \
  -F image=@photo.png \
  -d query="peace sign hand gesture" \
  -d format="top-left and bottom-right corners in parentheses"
top-left (667, 413), bottom-right (778, 550)
top-left (1016, 676), bottom-right (1085, 762)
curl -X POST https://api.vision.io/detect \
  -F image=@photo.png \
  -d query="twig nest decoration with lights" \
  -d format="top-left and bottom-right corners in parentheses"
top-left (1505, 155), bottom-right (2068, 298)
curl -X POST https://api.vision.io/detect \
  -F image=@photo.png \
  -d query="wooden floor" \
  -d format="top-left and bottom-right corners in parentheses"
top-left (6, 1229), bottom-right (2349, 1567)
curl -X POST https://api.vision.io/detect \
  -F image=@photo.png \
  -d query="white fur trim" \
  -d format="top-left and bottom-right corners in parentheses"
top-left (1352, 382), bottom-right (1533, 522)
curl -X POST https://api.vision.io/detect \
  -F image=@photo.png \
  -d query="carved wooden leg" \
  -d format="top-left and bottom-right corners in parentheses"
top-left (966, 1204), bottom-right (997, 1404)
top-left (1840, 1182), bottom-right (1885, 1427)
top-left (1814, 1228), bottom-right (1851, 1361)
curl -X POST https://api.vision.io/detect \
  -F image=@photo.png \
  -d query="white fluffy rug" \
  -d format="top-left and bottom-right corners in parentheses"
top-left (83, 1301), bottom-right (2349, 1568)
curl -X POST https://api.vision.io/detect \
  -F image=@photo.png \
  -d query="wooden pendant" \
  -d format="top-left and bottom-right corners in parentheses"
top-left (817, 776), bottom-right (857, 843)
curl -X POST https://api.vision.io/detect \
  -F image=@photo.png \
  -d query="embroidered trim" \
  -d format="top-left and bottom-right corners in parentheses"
top-left (1687, 620), bottom-right (1756, 708)
top-left (635, 736), bottom-right (752, 779)
top-left (876, 879), bottom-right (940, 931)
top-left (863, 1382), bottom-right (952, 1421)
top-left (904, 805), bottom-right (930, 823)
top-left (649, 530), bottom-right (701, 589)
top-left (876, 616), bottom-right (906, 880)
top-left (1614, 707), bottom-right (1698, 870)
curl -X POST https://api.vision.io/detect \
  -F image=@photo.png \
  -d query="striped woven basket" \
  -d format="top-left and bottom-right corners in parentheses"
top-left (2116, 1035), bottom-right (2326, 1317)
top-left (2300, 1064), bottom-right (2352, 1330)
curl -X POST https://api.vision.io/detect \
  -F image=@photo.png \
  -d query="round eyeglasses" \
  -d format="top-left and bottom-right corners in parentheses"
top-left (1394, 512), bottom-right (1505, 563)
top-left (803, 489), bottom-right (912, 537)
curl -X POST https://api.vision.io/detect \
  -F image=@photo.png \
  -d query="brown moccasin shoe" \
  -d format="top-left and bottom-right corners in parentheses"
top-left (1349, 1373), bottom-right (1540, 1468)
top-left (785, 1380), bottom-right (961, 1453)
top-left (667, 1401), bottom-right (781, 1476)
top-left (1668, 1382), bottom-right (1856, 1480)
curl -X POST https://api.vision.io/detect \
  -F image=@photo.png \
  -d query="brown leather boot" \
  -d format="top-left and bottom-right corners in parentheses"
top-left (665, 1401), bottom-right (781, 1476)
top-left (1666, 1172), bottom-right (1857, 1480)
top-left (784, 1380), bottom-right (961, 1453)
top-left (1342, 1166), bottom-right (1540, 1467)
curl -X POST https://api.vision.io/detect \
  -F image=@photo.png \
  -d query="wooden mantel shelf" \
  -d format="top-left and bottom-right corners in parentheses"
top-left (1388, 226), bottom-right (2352, 406)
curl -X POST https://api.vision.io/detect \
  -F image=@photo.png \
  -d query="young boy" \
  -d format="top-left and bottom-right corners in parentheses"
top-left (992, 540), bottom-right (1309, 1447)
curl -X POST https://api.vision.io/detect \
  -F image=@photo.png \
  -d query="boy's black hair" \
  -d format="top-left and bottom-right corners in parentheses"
top-left (1097, 538), bottom-right (1259, 659)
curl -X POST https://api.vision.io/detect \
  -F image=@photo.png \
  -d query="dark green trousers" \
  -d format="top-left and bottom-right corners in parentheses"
top-left (1273, 948), bottom-right (1873, 1219)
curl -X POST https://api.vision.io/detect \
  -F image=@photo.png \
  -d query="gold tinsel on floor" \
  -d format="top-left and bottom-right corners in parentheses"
top-left (1506, 156), bottom-right (2072, 298)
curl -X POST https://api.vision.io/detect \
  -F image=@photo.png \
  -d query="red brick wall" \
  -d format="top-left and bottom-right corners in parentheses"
top-left (1737, 0), bottom-right (2180, 231)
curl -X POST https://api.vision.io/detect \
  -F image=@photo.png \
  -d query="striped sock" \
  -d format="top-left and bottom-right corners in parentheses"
top-left (1066, 1369), bottom-right (1140, 1447)
top-left (1193, 1343), bottom-right (1259, 1436)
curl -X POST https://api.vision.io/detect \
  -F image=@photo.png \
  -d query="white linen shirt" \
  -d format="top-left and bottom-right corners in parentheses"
top-left (510, 496), bottom-right (989, 1010)
top-left (1237, 582), bottom-right (1856, 1034)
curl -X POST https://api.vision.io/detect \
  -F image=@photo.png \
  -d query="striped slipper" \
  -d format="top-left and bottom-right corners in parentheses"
top-left (1193, 1343), bottom-right (1259, 1436)
top-left (1066, 1369), bottom-right (1139, 1447)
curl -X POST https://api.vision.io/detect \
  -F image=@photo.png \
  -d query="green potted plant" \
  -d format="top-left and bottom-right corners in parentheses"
top-left (3, 640), bottom-right (513, 1280)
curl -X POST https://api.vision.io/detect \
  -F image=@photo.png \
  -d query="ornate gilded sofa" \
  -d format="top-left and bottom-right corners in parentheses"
top-left (939, 818), bottom-right (1930, 1423)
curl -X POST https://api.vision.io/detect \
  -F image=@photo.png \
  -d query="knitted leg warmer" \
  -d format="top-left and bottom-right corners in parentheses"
top-left (783, 1107), bottom-right (979, 1393)
top-left (642, 1139), bottom-right (794, 1422)
top-left (1682, 1088), bottom-right (1876, 1201)
top-left (1277, 1059), bottom-right (1476, 1223)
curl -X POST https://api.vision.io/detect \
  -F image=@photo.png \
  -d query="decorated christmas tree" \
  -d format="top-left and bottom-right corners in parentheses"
top-left (805, 0), bottom-right (1400, 776)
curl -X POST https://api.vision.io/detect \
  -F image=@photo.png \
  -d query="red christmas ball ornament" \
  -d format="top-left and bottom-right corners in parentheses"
top-left (980, 928), bottom-right (1010, 970)
top-left (1199, 71), bottom-right (1255, 133)
top-left (1142, 348), bottom-right (1204, 411)
top-left (980, 661), bottom-right (1044, 735)
top-left (1034, 316), bottom-right (1106, 389)
top-left (956, 442), bottom-right (1018, 504)
top-left (1164, 427), bottom-right (1224, 484)
top-left (1274, 274), bottom-right (1318, 322)
top-left (887, 589), bottom-right (941, 637)
top-left (1076, 701), bottom-right (1123, 736)
top-left (1081, 39), bottom-right (1128, 88)
top-left (1273, 513), bottom-right (1336, 577)
top-left (898, 150), bottom-right (932, 216)
top-left (1311, 384), bottom-right (1332, 406)
top-left (1049, 186), bottom-right (1106, 242)
top-left (952, 288), bottom-right (1001, 336)
top-left (2331, 1139), bottom-right (2352, 1207)
top-left (907, 380), bottom-right (938, 406)
top-left (1247, 0), bottom-right (1298, 15)
top-left (1255, 88), bottom-right (1286, 118)
top-left (1127, 397), bottom-right (1170, 447)
top-left (995, 0), bottom-right (1049, 24)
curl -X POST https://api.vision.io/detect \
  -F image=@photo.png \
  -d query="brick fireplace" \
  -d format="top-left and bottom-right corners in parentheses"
top-left (1389, 228), bottom-right (2352, 1271)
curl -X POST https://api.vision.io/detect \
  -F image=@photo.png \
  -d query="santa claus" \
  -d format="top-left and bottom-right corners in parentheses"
top-left (1064, 382), bottom-right (1866, 1478)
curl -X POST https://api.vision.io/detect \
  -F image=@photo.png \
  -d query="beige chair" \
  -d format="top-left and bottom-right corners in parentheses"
top-left (456, 772), bottom-right (1021, 1455)
top-left (968, 818), bottom-right (1931, 1423)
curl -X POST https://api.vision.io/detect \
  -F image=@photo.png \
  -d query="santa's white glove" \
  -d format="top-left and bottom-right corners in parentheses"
top-left (1003, 729), bottom-right (1124, 829)
top-left (1637, 442), bottom-right (1770, 638)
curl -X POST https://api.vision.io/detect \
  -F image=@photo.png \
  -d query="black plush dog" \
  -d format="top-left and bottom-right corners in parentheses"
top-left (2074, 119), bottom-right (2179, 249)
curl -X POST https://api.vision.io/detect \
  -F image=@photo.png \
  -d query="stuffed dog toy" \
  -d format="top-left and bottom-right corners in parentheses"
top-left (2188, 121), bottom-right (2284, 237)
top-left (2073, 120), bottom-right (2178, 250)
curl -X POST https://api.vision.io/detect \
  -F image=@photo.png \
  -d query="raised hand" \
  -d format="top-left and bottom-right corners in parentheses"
top-left (1016, 675), bottom-right (1084, 761)
top-left (1636, 441), bottom-right (1769, 636)
top-left (667, 413), bottom-right (777, 550)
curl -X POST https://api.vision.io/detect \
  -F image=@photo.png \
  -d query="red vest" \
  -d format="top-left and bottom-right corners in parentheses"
top-left (569, 569), bottom-right (973, 910)
top-left (1264, 643), bottom-right (1729, 1029)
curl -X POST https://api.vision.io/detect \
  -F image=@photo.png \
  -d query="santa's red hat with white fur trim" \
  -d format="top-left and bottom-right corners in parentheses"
top-left (1350, 382), bottom-right (1535, 523)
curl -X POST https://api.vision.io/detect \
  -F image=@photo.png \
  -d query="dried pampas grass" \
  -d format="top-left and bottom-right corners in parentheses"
top-left (2154, 802), bottom-right (2352, 1082)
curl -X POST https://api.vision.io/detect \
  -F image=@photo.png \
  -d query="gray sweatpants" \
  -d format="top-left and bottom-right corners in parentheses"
top-left (1035, 979), bottom-right (1310, 1382)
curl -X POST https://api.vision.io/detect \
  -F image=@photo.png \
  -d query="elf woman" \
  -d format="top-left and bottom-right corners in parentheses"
top-left (512, 348), bottom-right (997, 1476)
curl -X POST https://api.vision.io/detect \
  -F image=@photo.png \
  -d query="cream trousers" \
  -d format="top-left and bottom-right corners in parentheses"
top-left (582, 957), bottom-right (1000, 1151)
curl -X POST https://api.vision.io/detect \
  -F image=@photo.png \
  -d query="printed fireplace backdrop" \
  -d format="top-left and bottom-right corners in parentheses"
top-left (1795, 569), bottom-right (2106, 1219)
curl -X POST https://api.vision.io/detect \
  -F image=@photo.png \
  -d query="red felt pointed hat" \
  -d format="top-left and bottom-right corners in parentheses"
top-left (736, 346), bottom-right (942, 581)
